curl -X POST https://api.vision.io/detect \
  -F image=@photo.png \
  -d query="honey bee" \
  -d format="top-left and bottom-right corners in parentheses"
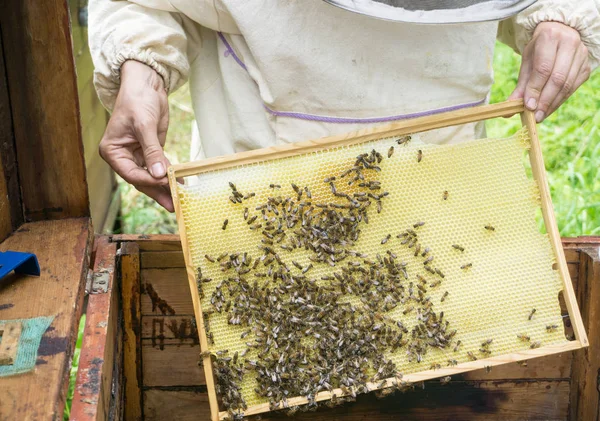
top-left (528, 308), bottom-right (536, 320)
top-left (305, 186), bottom-right (312, 199)
top-left (530, 341), bottom-right (542, 349)
top-left (417, 150), bottom-right (423, 163)
top-left (403, 306), bottom-right (414, 315)
top-left (452, 244), bottom-right (464, 252)
top-left (461, 263), bottom-right (473, 270)
top-left (479, 348), bottom-right (491, 355)
top-left (381, 234), bottom-right (391, 244)
top-left (435, 268), bottom-right (445, 278)
top-left (388, 146), bottom-right (394, 158)
top-left (467, 351), bottom-right (478, 361)
top-left (517, 334), bottom-right (531, 342)
top-left (546, 324), bottom-right (558, 332)
top-left (441, 291), bottom-right (449, 302)
top-left (222, 219), bottom-right (229, 230)
top-left (397, 135), bottom-right (412, 146)
top-left (414, 244), bottom-right (421, 257)
top-left (243, 207), bottom-right (249, 220)
top-left (205, 254), bottom-right (215, 263)
top-left (453, 340), bottom-right (462, 352)
top-left (247, 215), bottom-right (257, 225)
top-left (430, 280), bottom-right (441, 288)
top-left (482, 339), bottom-right (493, 346)
top-left (440, 376), bottom-right (451, 385)
top-left (484, 225), bottom-right (495, 231)
top-left (425, 266), bottom-right (436, 274)
top-left (430, 363), bottom-right (441, 370)
top-left (447, 359), bottom-right (458, 366)
top-left (413, 221), bottom-right (425, 228)
top-left (517, 360), bottom-right (528, 367)
top-left (485, 365), bottom-right (492, 373)
top-left (269, 184), bottom-right (281, 189)
top-left (443, 190), bottom-right (449, 200)
top-left (421, 247), bottom-right (431, 258)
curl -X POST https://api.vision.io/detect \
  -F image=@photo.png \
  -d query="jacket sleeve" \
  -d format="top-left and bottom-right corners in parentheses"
top-left (89, 0), bottom-right (190, 111)
top-left (497, 0), bottom-right (600, 70)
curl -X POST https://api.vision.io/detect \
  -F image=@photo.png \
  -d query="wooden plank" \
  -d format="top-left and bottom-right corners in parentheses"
top-left (144, 389), bottom-right (211, 421)
top-left (142, 342), bottom-right (205, 387)
top-left (101, 187), bottom-right (121, 235)
top-left (0, 218), bottom-right (92, 420)
top-left (121, 242), bottom-right (143, 421)
top-left (141, 315), bottom-right (196, 341)
top-left (141, 251), bottom-right (186, 269)
top-left (462, 351), bottom-right (571, 381)
top-left (141, 269), bottom-right (193, 315)
top-left (569, 245), bottom-right (600, 421)
top-left (112, 235), bottom-right (182, 251)
top-left (0, 322), bottom-right (22, 365)
top-left (564, 249), bottom-right (581, 263)
top-left (0, 29), bottom-right (22, 241)
top-left (70, 237), bottom-right (120, 421)
top-left (521, 110), bottom-right (588, 348)
top-left (0, 0), bottom-right (89, 221)
top-left (261, 381), bottom-right (570, 420)
top-left (142, 381), bottom-right (569, 421)
top-left (170, 100), bottom-right (525, 178)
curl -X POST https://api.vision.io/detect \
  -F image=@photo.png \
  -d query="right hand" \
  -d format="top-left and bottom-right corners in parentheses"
top-left (99, 60), bottom-right (174, 211)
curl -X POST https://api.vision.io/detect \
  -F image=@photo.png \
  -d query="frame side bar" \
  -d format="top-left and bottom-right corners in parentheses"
top-left (521, 110), bottom-right (588, 347)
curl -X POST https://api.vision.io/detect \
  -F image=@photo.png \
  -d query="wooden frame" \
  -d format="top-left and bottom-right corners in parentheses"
top-left (168, 99), bottom-right (589, 421)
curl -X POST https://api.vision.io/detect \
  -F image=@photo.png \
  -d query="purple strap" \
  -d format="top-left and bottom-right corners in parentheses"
top-left (218, 32), bottom-right (486, 124)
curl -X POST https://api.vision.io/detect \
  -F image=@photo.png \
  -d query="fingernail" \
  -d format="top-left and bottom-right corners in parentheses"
top-left (526, 98), bottom-right (537, 110)
top-left (151, 162), bottom-right (165, 178)
top-left (535, 110), bottom-right (545, 123)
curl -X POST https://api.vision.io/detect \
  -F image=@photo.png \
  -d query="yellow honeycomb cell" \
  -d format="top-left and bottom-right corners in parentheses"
top-left (175, 128), bottom-right (567, 409)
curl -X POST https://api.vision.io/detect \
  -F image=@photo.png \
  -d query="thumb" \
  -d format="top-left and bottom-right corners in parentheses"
top-left (136, 119), bottom-right (168, 179)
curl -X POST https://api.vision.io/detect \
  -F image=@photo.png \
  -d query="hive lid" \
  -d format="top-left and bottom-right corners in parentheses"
top-left (322, 0), bottom-right (538, 24)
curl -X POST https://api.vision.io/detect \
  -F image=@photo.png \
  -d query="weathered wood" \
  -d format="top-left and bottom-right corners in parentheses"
top-left (121, 242), bottom-right (143, 421)
top-left (0, 218), bottom-right (92, 420)
top-left (257, 381), bottom-right (570, 421)
top-left (144, 389), bottom-right (211, 421)
top-left (462, 351), bottom-right (571, 381)
top-left (141, 315), bottom-right (196, 341)
top-left (141, 269), bottom-right (193, 315)
top-left (570, 245), bottom-right (600, 421)
top-left (87, 151), bottom-right (117, 232)
top-left (71, 237), bottom-right (120, 421)
top-left (112, 235), bottom-right (182, 251)
top-left (0, 322), bottom-right (22, 365)
top-left (142, 342), bottom-right (205, 387)
top-left (0, 0), bottom-right (89, 221)
top-left (141, 251), bottom-right (186, 269)
top-left (0, 29), bottom-right (22, 241)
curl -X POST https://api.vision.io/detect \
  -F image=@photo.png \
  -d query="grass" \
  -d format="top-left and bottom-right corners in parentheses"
top-left (63, 314), bottom-right (86, 421)
top-left (115, 42), bottom-right (599, 236)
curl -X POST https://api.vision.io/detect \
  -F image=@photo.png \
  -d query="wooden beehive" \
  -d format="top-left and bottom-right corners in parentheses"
top-left (167, 101), bottom-right (588, 420)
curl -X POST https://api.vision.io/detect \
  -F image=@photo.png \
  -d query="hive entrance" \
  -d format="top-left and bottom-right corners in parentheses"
top-left (169, 101), bottom-right (586, 420)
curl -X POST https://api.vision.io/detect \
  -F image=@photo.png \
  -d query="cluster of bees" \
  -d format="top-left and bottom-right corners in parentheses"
top-left (194, 137), bottom-right (550, 419)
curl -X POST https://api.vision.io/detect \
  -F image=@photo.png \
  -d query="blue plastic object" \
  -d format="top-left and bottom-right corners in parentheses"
top-left (0, 251), bottom-right (40, 281)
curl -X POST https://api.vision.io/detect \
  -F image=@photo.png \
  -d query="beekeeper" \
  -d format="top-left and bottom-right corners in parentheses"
top-left (89, 0), bottom-right (599, 211)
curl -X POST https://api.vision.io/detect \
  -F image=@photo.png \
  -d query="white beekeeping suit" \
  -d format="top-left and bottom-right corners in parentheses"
top-left (89, 0), bottom-right (600, 161)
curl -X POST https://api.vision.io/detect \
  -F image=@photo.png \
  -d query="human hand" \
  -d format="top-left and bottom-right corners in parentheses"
top-left (99, 60), bottom-right (174, 211)
top-left (509, 22), bottom-right (591, 122)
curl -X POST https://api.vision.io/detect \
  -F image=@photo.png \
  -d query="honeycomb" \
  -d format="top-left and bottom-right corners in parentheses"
top-left (174, 127), bottom-right (568, 412)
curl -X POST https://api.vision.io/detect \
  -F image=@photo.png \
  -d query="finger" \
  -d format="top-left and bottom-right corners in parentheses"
top-left (134, 117), bottom-right (169, 179)
top-left (113, 155), bottom-right (169, 187)
top-left (524, 33), bottom-right (558, 111)
top-left (508, 44), bottom-right (534, 101)
top-left (546, 49), bottom-right (590, 117)
top-left (136, 184), bottom-right (175, 213)
top-left (534, 43), bottom-right (578, 122)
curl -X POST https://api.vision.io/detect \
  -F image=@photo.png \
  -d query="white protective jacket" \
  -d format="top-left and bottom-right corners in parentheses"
top-left (89, 0), bottom-right (600, 160)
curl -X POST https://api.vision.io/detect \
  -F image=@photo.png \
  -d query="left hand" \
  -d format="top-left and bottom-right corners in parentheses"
top-left (509, 21), bottom-right (591, 122)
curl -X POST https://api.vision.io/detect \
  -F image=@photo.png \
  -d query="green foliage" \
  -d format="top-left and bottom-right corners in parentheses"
top-left (488, 43), bottom-right (600, 236)
top-left (116, 43), bottom-right (599, 236)
top-left (63, 315), bottom-right (86, 421)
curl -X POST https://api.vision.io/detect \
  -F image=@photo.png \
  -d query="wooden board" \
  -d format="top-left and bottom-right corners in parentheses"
top-left (112, 236), bottom-right (597, 421)
top-left (167, 100), bottom-right (589, 420)
top-left (569, 246), bottom-right (600, 420)
top-left (0, 218), bottom-right (92, 420)
top-left (121, 242), bottom-right (143, 421)
top-left (70, 237), bottom-right (121, 421)
top-left (0, 28), bottom-right (22, 242)
top-left (142, 381), bottom-right (569, 421)
top-left (0, 0), bottom-right (89, 221)
top-left (141, 269), bottom-right (193, 315)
